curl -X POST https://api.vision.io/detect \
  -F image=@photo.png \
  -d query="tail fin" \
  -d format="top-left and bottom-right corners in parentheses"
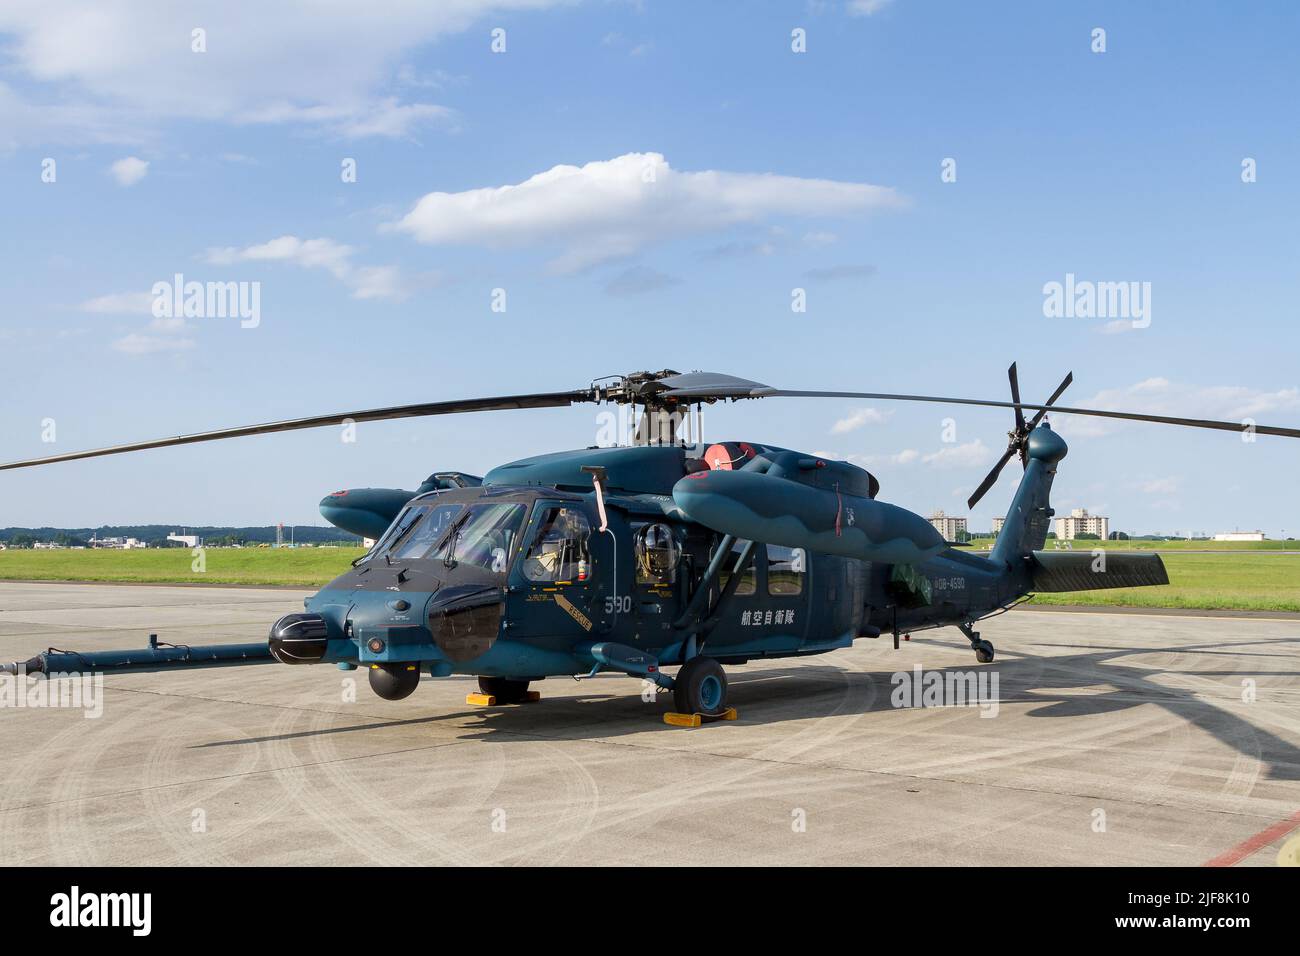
top-left (990, 424), bottom-right (1068, 567)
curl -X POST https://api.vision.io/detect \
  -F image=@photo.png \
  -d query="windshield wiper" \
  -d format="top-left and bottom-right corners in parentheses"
top-left (440, 512), bottom-right (473, 569)
top-left (381, 511), bottom-right (428, 560)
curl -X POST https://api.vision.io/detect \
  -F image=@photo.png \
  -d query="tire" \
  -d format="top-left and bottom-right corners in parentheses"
top-left (673, 656), bottom-right (728, 716)
top-left (478, 676), bottom-right (531, 704)
top-left (369, 663), bottom-right (421, 701)
top-left (974, 641), bottom-right (995, 664)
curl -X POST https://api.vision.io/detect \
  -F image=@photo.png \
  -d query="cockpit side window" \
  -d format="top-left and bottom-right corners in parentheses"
top-left (359, 504), bottom-right (427, 562)
top-left (521, 506), bottom-right (592, 583)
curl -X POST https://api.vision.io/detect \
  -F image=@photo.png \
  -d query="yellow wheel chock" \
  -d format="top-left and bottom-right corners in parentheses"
top-left (663, 707), bottom-right (738, 728)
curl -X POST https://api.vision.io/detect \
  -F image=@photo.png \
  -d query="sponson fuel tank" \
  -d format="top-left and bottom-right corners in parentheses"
top-left (318, 472), bottom-right (482, 538)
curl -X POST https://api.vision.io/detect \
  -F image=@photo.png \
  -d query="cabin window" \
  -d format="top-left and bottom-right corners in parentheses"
top-left (521, 507), bottom-right (592, 583)
top-left (634, 522), bottom-right (682, 585)
top-left (718, 538), bottom-right (757, 596)
top-left (767, 545), bottom-right (805, 596)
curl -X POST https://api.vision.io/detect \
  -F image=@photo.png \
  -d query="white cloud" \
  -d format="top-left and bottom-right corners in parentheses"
top-left (803, 231), bottom-right (838, 246)
top-left (1138, 477), bottom-right (1180, 495)
top-left (921, 439), bottom-right (991, 469)
top-left (87, 289), bottom-right (192, 348)
top-left (349, 265), bottom-right (406, 301)
top-left (239, 98), bottom-right (454, 139)
top-left (1054, 377), bottom-right (1300, 439)
top-left (388, 151), bottom-right (904, 271)
top-left (0, 1), bottom-right (569, 143)
top-left (825, 448), bottom-right (920, 468)
top-left (703, 239), bottom-right (776, 259)
top-left (80, 291), bottom-right (152, 313)
top-left (148, 315), bottom-right (190, 333)
top-left (603, 265), bottom-right (681, 296)
top-left (109, 156), bottom-right (148, 186)
top-left (847, 0), bottom-right (893, 15)
top-left (205, 235), bottom-right (406, 300)
top-left (1098, 319), bottom-right (1137, 335)
top-left (112, 332), bottom-right (195, 354)
top-left (831, 407), bottom-right (890, 434)
top-left (804, 263), bottom-right (876, 281)
top-left (208, 236), bottom-right (353, 276)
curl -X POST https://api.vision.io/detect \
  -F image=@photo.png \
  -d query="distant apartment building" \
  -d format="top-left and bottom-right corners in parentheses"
top-left (991, 516), bottom-right (1005, 536)
top-left (1055, 508), bottom-right (1109, 541)
top-left (928, 510), bottom-right (968, 541)
top-left (1212, 531), bottom-right (1266, 542)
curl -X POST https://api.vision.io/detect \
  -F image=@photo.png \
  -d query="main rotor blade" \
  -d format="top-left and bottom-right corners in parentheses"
top-left (1025, 370), bottom-right (1074, 431)
top-left (1007, 362), bottom-right (1025, 434)
top-left (0, 390), bottom-right (594, 472)
top-left (663, 386), bottom-right (1300, 439)
top-left (966, 445), bottom-right (1017, 510)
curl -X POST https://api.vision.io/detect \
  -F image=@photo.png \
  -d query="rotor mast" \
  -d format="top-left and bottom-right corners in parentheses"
top-left (593, 369), bottom-right (722, 447)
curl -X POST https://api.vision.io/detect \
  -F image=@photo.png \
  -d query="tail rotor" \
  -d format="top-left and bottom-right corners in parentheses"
top-left (966, 363), bottom-right (1073, 510)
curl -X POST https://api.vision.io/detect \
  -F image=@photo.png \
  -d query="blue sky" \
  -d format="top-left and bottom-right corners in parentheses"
top-left (0, 0), bottom-right (1297, 535)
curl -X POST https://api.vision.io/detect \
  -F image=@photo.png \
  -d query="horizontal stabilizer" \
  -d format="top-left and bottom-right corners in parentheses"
top-left (1030, 550), bottom-right (1169, 592)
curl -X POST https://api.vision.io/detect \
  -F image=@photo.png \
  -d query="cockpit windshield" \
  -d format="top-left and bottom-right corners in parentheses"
top-left (360, 498), bottom-right (528, 571)
top-left (390, 503), bottom-right (465, 560)
top-left (361, 502), bottom-right (463, 563)
top-left (429, 502), bottom-right (528, 572)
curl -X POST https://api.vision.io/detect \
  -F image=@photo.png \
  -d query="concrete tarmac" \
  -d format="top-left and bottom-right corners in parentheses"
top-left (1, 582), bottom-right (1297, 866)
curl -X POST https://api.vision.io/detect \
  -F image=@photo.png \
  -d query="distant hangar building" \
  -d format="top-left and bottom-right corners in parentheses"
top-left (1213, 530), bottom-right (1266, 542)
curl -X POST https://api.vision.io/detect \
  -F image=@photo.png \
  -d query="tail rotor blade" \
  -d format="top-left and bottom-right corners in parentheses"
top-left (1026, 371), bottom-right (1074, 430)
top-left (1007, 362), bottom-right (1025, 434)
top-left (967, 445), bottom-right (1017, 510)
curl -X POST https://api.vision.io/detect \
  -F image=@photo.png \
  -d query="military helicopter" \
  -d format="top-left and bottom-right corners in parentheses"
top-left (4, 365), bottom-right (1298, 720)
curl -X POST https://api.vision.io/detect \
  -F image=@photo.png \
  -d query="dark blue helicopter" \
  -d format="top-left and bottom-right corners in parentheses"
top-left (5, 366), bottom-right (1297, 720)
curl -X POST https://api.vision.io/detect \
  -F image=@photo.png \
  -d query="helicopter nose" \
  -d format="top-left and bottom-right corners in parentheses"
top-left (269, 613), bottom-right (329, 664)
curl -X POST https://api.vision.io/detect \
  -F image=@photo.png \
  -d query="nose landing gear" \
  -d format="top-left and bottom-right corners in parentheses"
top-left (476, 676), bottom-right (537, 704)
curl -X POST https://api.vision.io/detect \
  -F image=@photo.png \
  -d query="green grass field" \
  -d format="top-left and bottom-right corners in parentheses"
top-left (0, 546), bottom-right (365, 586)
top-left (0, 546), bottom-right (1296, 611)
top-left (965, 538), bottom-right (1296, 551)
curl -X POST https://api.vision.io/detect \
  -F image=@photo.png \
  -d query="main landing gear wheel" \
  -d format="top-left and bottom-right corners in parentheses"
top-left (478, 676), bottom-right (532, 704)
top-left (958, 622), bottom-right (995, 664)
top-left (674, 656), bottom-right (728, 716)
top-left (369, 663), bottom-right (421, 701)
